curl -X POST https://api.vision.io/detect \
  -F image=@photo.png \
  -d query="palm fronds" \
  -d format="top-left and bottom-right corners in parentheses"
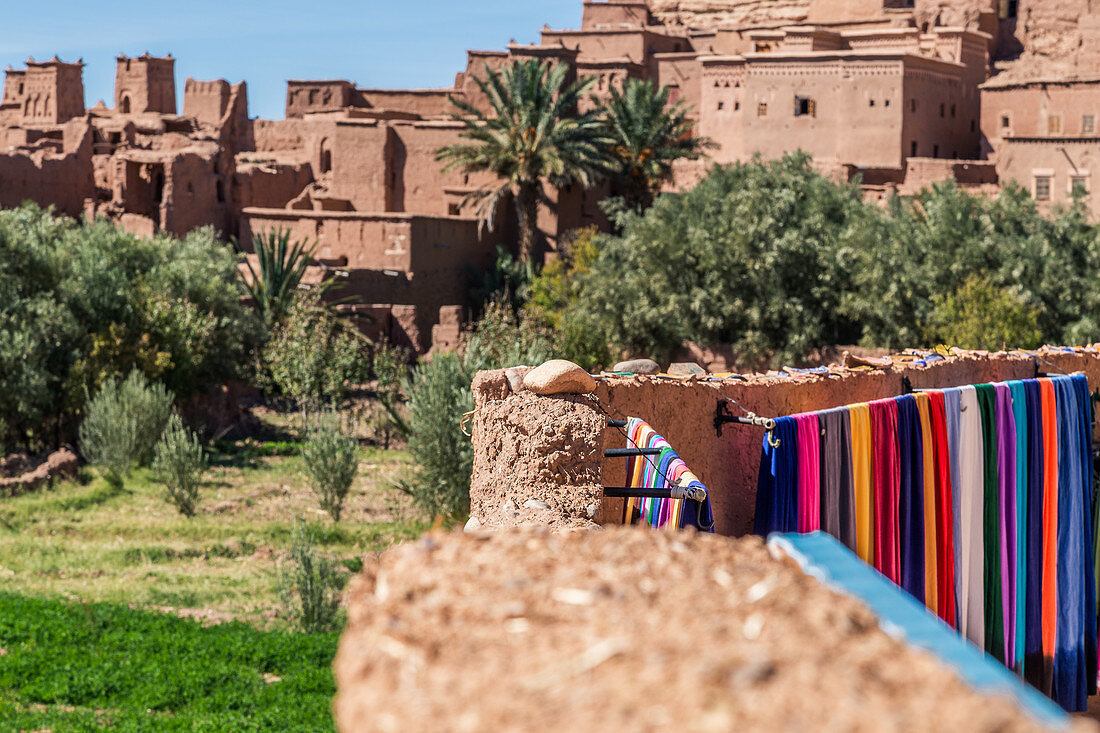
top-left (601, 78), bottom-right (714, 212)
top-left (437, 59), bottom-right (616, 261)
top-left (239, 228), bottom-right (316, 328)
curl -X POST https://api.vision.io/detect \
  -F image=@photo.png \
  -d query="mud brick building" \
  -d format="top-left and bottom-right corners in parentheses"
top-left (1, 0), bottom-right (1096, 351)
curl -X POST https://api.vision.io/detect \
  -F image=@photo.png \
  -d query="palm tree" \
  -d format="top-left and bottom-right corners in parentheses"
top-left (437, 60), bottom-right (614, 263)
top-left (239, 227), bottom-right (316, 328)
top-left (601, 78), bottom-right (713, 213)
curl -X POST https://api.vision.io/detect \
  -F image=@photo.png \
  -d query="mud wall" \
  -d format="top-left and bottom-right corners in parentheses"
top-left (470, 350), bottom-right (1100, 536)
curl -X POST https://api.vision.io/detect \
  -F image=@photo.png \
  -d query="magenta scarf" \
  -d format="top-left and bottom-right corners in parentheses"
top-left (796, 413), bottom-right (821, 533)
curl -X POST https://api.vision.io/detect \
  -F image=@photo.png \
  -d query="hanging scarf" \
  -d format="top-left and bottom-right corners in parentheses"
top-left (1039, 378), bottom-right (1059, 697)
top-left (1052, 377), bottom-right (1088, 711)
top-left (1008, 380), bottom-right (1029, 674)
top-left (1071, 374), bottom-right (1098, 697)
top-left (943, 387), bottom-right (964, 623)
top-left (870, 398), bottom-right (901, 585)
top-left (849, 404), bottom-right (874, 565)
top-left (796, 413), bottom-right (821, 533)
top-left (754, 416), bottom-right (799, 535)
top-left (1023, 379), bottom-right (1046, 689)
top-left (927, 390), bottom-right (956, 627)
top-left (819, 407), bottom-right (856, 552)
top-left (995, 383), bottom-right (1018, 669)
top-left (897, 394), bottom-right (925, 603)
top-left (975, 383), bottom-right (1005, 663)
top-left (958, 386), bottom-right (986, 649)
top-left (915, 392), bottom-right (939, 616)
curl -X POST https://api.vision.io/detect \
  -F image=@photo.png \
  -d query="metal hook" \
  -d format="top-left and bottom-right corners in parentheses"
top-left (766, 430), bottom-right (781, 449)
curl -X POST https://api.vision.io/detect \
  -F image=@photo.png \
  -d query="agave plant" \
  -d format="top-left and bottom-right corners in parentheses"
top-left (239, 228), bottom-right (316, 328)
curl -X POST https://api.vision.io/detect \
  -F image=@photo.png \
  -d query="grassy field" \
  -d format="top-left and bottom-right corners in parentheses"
top-left (0, 593), bottom-right (338, 731)
top-left (0, 443), bottom-right (425, 625)
top-left (0, 436), bottom-right (427, 730)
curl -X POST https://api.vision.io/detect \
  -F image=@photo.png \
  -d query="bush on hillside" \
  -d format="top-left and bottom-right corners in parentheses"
top-left (79, 370), bottom-right (174, 487)
top-left (152, 414), bottom-right (208, 517)
top-left (927, 274), bottom-right (1043, 351)
top-left (0, 204), bottom-right (258, 452)
top-left (574, 153), bottom-right (869, 365)
top-left (301, 423), bottom-right (359, 522)
top-left (845, 181), bottom-right (1100, 349)
top-left (572, 155), bottom-right (1100, 364)
top-left (398, 351), bottom-right (477, 520)
top-left (278, 520), bottom-right (343, 633)
top-left (263, 291), bottom-right (370, 421)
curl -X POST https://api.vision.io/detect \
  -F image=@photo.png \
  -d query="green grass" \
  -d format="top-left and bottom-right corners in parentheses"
top-left (0, 593), bottom-right (338, 731)
top-left (0, 446), bottom-right (426, 625)
top-left (0, 436), bottom-right (428, 730)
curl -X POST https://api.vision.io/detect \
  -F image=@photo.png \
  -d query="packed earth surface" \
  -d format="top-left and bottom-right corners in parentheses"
top-left (334, 526), bottom-right (1091, 732)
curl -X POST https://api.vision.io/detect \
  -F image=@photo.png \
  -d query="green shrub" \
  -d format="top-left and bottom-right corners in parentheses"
top-left (574, 153), bottom-right (868, 365)
top-left (278, 520), bottom-right (343, 633)
top-left (78, 370), bottom-right (174, 487)
top-left (263, 291), bottom-right (370, 421)
top-left (399, 351), bottom-right (477, 520)
top-left (928, 274), bottom-right (1043, 351)
top-left (152, 414), bottom-right (207, 517)
top-left (301, 424), bottom-right (359, 522)
top-left (464, 298), bottom-right (553, 370)
top-left (0, 204), bottom-right (258, 453)
top-left (369, 340), bottom-right (411, 442)
top-left (524, 227), bottom-right (611, 370)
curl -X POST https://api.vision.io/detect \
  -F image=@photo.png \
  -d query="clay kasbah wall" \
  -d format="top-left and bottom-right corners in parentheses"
top-left (469, 347), bottom-right (1100, 536)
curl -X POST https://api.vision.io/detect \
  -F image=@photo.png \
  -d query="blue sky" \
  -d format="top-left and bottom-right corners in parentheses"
top-left (1, 1), bottom-right (582, 119)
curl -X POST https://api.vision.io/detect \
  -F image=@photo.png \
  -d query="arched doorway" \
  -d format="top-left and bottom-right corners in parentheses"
top-left (120, 95), bottom-right (131, 114)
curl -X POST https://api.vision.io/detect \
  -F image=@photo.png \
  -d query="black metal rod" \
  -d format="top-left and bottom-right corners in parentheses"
top-left (604, 486), bottom-right (708, 501)
top-left (604, 487), bottom-right (686, 499)
top-left (606, 419), bottom-right (627, 428)
top-left (715, 401), bottom-right (776, 436)
top-left (605, 447), bottom-right (662, 458)
top-left (717, 415), bottom-right (772, 426)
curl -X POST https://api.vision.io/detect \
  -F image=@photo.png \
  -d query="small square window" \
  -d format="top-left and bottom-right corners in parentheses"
top-left (911, 99), bottom-right (917, 112)
top-left (734, 101), bottom-right (740, 111)
top-left (940, 103), bottom-right (945, 118)
top-left (758, 102), bottom-right (767, 117)
top-left (910, 141), bottom-right (918, 156)
top-left (1072, 176), bottom-right (1089, 196)
top-left (794, 96), bottom-right (816, 117)
top-left (1048, 115), bottom-right (1062, 135)
top-left (933, 144), bottom-right (940, 157)
top-left (1001, 115), bottom-right (1011, 128)
top-left (869, 99), bottom-right (876, 107)
top-left (1035, 176), bottom-right (1052, 200)
top-left (718, 101), bottom-right (724, 110)
top-left (951, 104), bottom-right (956, 118)
top-left (884, 99), bottom-right (890, 107)
top-left (971, 120), bottom-right (976, 132)
top-left (1083, 115), bottom-right (1095, 134)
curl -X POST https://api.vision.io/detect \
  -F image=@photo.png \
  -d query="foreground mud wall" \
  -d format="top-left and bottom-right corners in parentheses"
top-left (334, 527), bottom-right (1084, 732)
top-left (470, 350), bottom-right (1100, 536)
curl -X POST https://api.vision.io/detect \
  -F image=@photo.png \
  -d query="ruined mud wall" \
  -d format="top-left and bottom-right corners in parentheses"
top-left (470, 350), bottom-right (1100, 536)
